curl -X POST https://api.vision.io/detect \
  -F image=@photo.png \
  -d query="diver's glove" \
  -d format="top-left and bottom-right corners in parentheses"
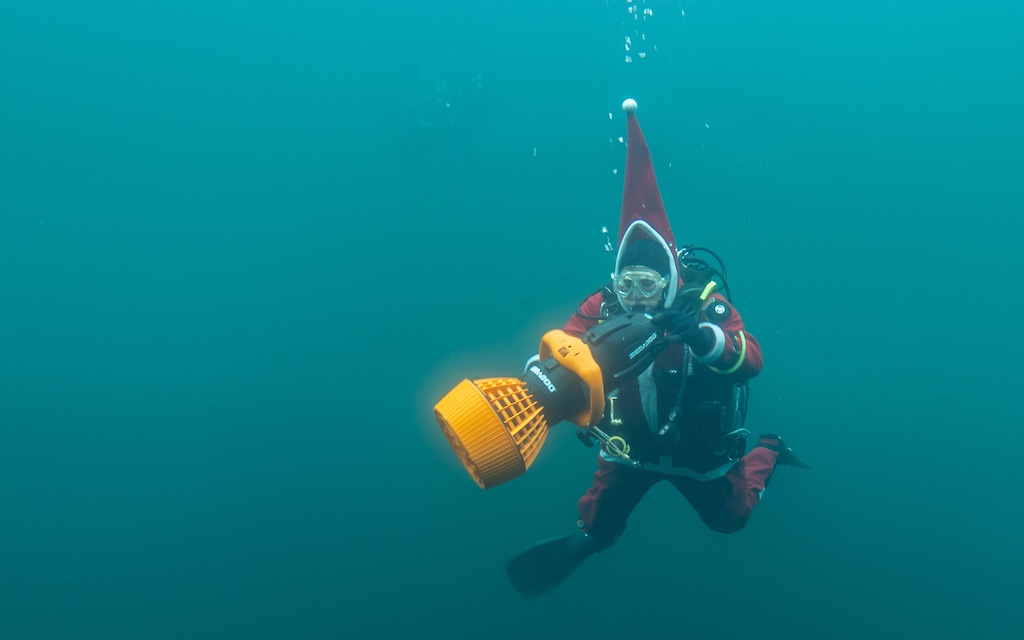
top-left (652, 310), bottom-right (714, 355)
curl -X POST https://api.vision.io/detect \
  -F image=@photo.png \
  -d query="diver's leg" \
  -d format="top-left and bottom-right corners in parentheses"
top-left (506, 458), bottom-right (655, 598)
top-left (672, 436), bottom-right (806, 533)
top-left (577, 456), bottom-right (658, 547)
top-left (669, 452), bottom-right (773, 533)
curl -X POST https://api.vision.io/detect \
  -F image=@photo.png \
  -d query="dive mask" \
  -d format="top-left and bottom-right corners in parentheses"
top-left (614, 268), bottom-right (668, 300)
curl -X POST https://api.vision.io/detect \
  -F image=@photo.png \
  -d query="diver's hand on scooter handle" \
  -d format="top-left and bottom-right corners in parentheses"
top-left (652, 310), bottom-right (713, 353)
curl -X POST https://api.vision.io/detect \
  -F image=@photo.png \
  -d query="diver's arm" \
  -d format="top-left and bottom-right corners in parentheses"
top-left (562, 292), bottom-right (604, 337)
top-left (693, 295), bottom-right (763, 379)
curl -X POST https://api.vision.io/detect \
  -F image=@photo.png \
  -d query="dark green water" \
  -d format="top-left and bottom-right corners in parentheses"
top-left (2, 1), bottom-right (1022, 638)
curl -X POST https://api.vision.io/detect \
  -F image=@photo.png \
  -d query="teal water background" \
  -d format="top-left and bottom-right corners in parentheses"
top-left (2, 1), bottom-right (1022, 638)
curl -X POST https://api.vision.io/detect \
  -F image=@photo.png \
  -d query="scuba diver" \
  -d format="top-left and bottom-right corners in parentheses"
top-left (505, 99), bottom-right (810, 599)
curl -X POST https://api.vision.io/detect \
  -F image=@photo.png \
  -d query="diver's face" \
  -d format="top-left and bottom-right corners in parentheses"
top-left (621, 295), bottom-right (662, 312)
top-left (615, 266), bottom-right (667, 312)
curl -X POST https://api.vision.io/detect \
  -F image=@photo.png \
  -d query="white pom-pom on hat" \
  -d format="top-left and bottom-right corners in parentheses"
top-left (622, 98), bottom-right (638, 114)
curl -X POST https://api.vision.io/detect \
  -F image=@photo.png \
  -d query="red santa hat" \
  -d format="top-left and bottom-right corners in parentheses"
top-left (618, 99), bottom-right (677, 250)
top-left (614, 99), bottom-right (681, 308)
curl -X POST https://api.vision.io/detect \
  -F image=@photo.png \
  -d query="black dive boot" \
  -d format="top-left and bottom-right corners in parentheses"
top-left (757, 434), bottom-right (811, 470)
top-left (505, 532), bottom-right (600, 599)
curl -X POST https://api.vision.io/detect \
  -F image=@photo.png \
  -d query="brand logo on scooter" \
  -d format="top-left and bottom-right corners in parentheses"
top-left (629, 332), bottom-right (658, 360)
top-left (529, 365), bottom-right (557, 393)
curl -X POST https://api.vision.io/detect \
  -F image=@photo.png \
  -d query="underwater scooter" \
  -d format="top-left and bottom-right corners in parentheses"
top-left (433, 311), bottom-right (668, 489)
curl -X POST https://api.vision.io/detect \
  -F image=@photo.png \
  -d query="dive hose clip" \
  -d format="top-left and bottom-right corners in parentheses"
top-left (586, 425), bottom-right (641, 468)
